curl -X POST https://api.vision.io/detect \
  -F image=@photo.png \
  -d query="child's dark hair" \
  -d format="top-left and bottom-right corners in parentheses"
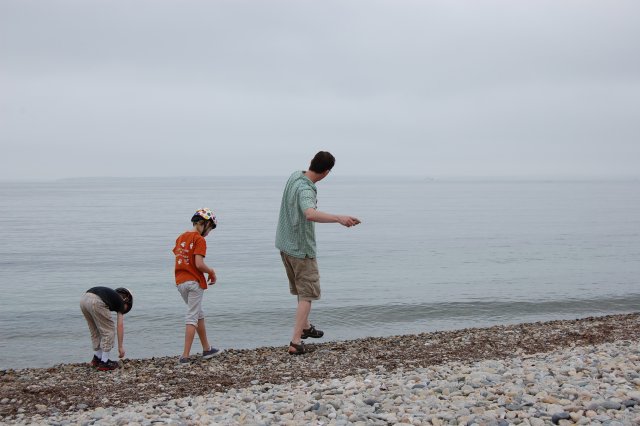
top-left (309, 151), bottom-right (335, 173)
top-left (115, 288), bottom-right (133, 314)
top-left (191, 215), bottom-right (217, 229)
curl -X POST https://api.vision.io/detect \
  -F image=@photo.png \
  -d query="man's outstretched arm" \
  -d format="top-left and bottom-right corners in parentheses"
top-left (304, 208), bottom-right (361, 227)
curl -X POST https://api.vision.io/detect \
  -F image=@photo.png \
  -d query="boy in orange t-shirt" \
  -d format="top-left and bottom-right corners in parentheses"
top-left (173, 208), bottom-right (219, 364)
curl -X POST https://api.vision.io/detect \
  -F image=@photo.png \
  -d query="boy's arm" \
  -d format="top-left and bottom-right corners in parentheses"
top-left (195, 254), bottom-right (217, 284)
top-left (117, 313), bottom-right (125, 358)
top-left (304, 208), bottom-right (360, 227)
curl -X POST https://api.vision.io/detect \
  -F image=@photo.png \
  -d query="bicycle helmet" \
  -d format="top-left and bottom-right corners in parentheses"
top-left (115, 287), bottom-right (133, 314)
top-left (191, 208), bottom-right (217, 229)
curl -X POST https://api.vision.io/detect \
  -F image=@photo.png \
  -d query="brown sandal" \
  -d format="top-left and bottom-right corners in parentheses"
top-left (301, 324), bottom-right (324, 339)
top-left (288, 341), bottom-right (305, 355)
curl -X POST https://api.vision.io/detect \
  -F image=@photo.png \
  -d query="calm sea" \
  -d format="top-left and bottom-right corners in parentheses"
top-left (0, 177), bottom-right (639, 369)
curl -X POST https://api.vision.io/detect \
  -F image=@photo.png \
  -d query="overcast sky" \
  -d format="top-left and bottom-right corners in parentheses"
top-left (1, 0), bottom-right (639, 180)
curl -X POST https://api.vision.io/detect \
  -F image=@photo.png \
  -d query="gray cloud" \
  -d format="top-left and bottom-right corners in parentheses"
top-left (1, 0), bottom-right (639, 179)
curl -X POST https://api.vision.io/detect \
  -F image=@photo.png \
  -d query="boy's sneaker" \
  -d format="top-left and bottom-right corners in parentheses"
top-left (202, 347), bottom-right (221, 359)
top-left (90, 355), bottom-right (100, 368)
top-left (96, 359), bottom-right (119, 371)
top-left (177, 356), bottom-right (191, 366)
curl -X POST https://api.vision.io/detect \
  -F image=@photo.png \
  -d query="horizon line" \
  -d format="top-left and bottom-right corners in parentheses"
top-left (1, 174), bottom-right (639, 183)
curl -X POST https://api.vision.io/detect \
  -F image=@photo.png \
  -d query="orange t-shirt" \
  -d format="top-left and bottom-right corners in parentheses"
top-left (173, 231), bottom-right (208, 289)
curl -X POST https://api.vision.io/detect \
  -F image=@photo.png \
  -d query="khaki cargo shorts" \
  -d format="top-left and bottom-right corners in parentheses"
top-left (280, 251), bottom-right (321, 301)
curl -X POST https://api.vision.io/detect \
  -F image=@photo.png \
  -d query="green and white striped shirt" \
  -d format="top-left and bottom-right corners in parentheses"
top-left (275, 171), bottom-right (318, 258)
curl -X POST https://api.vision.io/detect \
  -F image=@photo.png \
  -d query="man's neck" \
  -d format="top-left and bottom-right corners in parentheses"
top-left (304, 170), bottom-right (324, 183)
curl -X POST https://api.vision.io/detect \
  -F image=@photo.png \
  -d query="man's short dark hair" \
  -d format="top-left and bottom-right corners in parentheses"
top-left (309, 151), bottom-right (335, 173)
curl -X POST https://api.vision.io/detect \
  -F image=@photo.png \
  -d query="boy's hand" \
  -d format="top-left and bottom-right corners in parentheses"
top-left (119, 347), bottom-right (126, 358)
top-left (208, 269), bottom-right (217, 285)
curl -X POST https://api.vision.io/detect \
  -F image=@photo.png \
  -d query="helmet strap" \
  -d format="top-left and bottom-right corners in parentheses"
top-left (198, 221), bottom-right (208, 236)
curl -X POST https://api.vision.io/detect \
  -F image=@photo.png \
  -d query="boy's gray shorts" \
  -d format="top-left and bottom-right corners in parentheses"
top-left (177, 281), bottom-right (205, 326)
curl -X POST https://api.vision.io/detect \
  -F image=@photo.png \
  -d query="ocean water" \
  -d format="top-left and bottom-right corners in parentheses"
top-left (0, 177), bottom-right (639, 370)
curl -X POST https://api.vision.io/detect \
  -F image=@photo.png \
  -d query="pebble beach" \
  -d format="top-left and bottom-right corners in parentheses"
top-left (2, 313), bottom-right (639, 425)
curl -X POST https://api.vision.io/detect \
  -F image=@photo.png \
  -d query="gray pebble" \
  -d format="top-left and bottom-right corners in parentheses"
top-left (552, 412), bottom-right (571, 424)
top-left (602, 401), bottom-right (622, 410)
top-left (363, 398), bottom-right (379, 406)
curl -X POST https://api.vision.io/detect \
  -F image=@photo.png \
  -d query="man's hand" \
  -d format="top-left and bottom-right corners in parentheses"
top-left (337, 216), bottom-right (361, 227)
top-left (118, 347), bottom-right (126, 358)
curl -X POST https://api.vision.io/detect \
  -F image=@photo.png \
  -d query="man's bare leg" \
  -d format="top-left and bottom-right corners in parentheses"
top-left (290, 299), bottom-right (311, 351)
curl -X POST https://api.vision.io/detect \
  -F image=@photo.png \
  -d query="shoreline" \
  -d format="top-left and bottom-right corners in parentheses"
top-left (1, 312), bottom-right (639, 424)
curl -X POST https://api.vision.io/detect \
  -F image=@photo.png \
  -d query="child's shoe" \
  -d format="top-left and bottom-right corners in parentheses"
top-left (202, 347), bottom-right (221, 359)
top-left (96, 359), bottom-right (120, 371)
top-left (177, 356), bottom-right (191, 366)
top-left (90, 355), bottom-right (100, 368)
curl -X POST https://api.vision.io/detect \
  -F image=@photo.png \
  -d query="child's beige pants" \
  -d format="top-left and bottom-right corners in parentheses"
top-left (80, 292), bottom-right (115, 352)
